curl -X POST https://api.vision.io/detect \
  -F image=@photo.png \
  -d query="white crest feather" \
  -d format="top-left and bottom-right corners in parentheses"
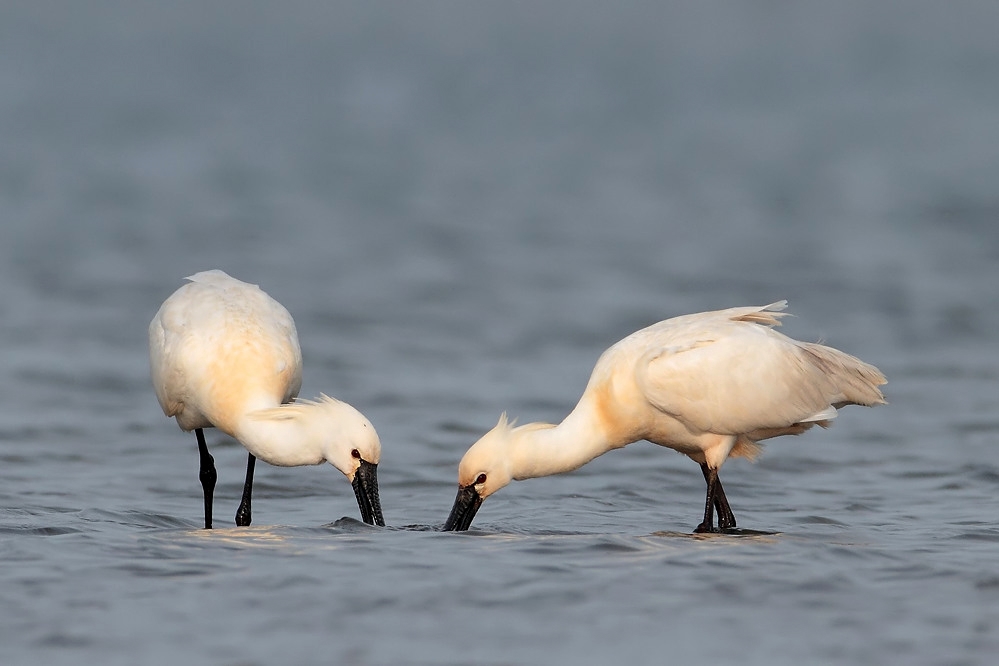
top-left (495, 412), bottom-right (516, 432)
top-left (247, 394), bottom-right (345, 421)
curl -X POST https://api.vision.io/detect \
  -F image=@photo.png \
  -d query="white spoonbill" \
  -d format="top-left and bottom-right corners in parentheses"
top-left (444, 302), bottom-right (886, 532)
top-left (149, 270), bottom-right (384, 529)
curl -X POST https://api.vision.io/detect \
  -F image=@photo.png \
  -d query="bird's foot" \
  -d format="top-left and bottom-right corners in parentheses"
top-left (693, 522), bottom-right (718, 534)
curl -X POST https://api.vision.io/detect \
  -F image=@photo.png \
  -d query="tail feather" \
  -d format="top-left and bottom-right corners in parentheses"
top-left (801, 342), bottom-right (887, 407)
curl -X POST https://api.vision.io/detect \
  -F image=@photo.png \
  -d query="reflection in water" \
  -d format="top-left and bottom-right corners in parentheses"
top-left (648, 529), bottom-right (782, 542)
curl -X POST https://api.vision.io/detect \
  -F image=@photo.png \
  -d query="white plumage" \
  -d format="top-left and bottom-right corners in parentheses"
top-left (149, 270), bottom-right (384, 528)
top-left (444, 302), bottom-right (886, 532)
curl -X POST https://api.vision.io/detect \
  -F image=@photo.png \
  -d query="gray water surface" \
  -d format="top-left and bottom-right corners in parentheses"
top-left (2, 2), bottom-right (998, 664)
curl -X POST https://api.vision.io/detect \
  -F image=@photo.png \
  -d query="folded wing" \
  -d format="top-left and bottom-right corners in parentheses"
top-left (636, 304), bottom-right (885, 438)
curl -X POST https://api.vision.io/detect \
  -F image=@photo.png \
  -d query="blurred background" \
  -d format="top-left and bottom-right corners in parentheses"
top-left (1, 2), bottom-right (997, 664)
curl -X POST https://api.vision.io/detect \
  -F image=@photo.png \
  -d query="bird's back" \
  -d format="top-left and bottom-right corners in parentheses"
top-left (584, 302), bottom-right (885, 453)
top-left (149, 271), bottom-right (303, 434)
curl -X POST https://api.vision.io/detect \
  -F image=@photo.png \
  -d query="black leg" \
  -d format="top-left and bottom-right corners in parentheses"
top-left (196, 428), bottom-right (217, 530)
top-left (695, 464), bottom-right (718, 533)
top-left (714, 479), bottom-right (736, 529)
top-left (715, 479), bottom-right (735, 530)
top-left (235, 453), bottom-right (255, 527)
top-left (700, 463), bottom-right (737, 529)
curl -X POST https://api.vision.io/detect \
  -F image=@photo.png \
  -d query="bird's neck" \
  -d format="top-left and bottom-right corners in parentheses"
top-left (234, 405), bottom-right (325, 467)
top-left (509, 404), bottom-right (619, 481)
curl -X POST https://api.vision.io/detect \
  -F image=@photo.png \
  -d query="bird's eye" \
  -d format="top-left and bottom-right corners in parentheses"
top-left (475, 473), bottom-right (487, 485)
top-left (351, 449), bottom-right (361, 459)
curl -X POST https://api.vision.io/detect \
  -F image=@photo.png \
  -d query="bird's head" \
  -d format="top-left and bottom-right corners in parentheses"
top-left (296, 395), bottom-right (384, 526)
top-left (311, 397), bottom-right (381, 477)
top-left (442, 413), bottom-right (517, 531)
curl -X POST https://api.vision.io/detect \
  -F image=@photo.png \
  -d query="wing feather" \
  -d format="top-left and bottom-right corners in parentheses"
top-left (634, 303), bottom-right (854, 436)
top-left (149, 273), bottom-right (303, 430)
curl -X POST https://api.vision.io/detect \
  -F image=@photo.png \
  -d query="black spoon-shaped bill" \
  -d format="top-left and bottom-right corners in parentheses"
top-left (442, 484), bottom-right (483, 531)
top-left (351, 459), bottom-right (385, 526)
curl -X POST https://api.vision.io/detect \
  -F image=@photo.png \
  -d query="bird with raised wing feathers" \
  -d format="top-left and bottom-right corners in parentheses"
top-left (149, 270), bottom-right (384, 529)
top-left (444, 302), bottom-right (885, 532)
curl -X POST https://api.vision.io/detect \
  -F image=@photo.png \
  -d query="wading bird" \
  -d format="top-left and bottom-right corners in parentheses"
top-left (444, 302), bottom-right (885, 533)
top-left (149, 270), bottom-right (384, 529)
